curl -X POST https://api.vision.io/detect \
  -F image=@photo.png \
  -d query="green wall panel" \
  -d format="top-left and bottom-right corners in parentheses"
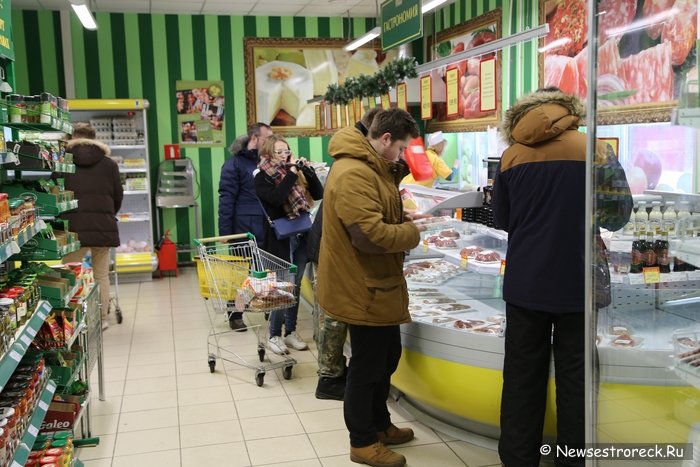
top-left (11, 3), bottom-right (538, 248)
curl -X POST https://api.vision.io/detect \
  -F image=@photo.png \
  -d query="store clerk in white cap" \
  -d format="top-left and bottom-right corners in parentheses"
top-left (401, 130), bottom-right (458, 187)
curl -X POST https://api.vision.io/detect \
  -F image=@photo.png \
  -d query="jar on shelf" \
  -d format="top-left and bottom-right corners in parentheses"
top-left (11, 288), bottom-right (28, 325)
top-left (39, 93), bottom-right (52, 124)
top-left (0, 297), bottom-right (17, 335)
top-left (22, 196), bottom-right (36, 226)
top-left (6, 94), bottom-right (23, 123)
top-left (26, 96), bottom-right (40, 123)
top-left (9, 199), bottom-right (22, 236)
top-left (0, 193), bottom-right (10, 224)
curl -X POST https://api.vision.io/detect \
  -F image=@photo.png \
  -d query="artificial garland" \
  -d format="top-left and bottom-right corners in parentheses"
top-left (323, 56), bottom-right (418, 105)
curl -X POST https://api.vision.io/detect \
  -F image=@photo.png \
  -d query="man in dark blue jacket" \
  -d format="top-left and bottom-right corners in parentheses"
top-left (493, 88), bottom-right (632, 467)
top-left (218, 122), bottom-right (272, 330)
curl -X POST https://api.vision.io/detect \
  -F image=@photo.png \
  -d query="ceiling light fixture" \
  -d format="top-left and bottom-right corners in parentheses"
top-left (69, 0), bottom-right (97, 31)
top-left (344, 26), bottom-right (381, 51)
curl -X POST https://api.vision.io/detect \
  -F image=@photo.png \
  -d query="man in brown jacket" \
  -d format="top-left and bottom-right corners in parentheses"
top-left (62, 123), bottom-right (123, 330)
top-left (317, 108), bottom-right (422, 467)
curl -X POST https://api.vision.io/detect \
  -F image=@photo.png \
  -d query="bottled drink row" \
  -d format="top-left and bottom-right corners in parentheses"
top-left (622, 201), bottom-right (691, 237)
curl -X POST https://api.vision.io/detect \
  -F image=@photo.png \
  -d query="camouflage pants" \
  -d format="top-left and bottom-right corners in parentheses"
top-left (311, 264), bottom-right (348, 378)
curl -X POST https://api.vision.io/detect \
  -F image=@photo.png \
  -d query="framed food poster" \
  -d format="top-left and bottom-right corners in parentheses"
top-left (542, 0), bottom-right (697, 125)
top-left (426, 9), bottom-right (502, 132)
top-left (176, 81), bottom-right (226, 147)
top-left (244, 37), bottom-right (399, 137)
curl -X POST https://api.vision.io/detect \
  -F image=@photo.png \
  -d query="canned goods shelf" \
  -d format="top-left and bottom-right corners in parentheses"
top-left (2, 119), bottom-right (73, 134)
top-left (0, 301), bottom-right (52, 392)
top-left (9, 378), bottom-right (57, 467)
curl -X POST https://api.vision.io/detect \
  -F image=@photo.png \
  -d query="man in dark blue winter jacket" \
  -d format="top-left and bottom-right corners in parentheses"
top-left (218, 122), bottom-right (272, 330)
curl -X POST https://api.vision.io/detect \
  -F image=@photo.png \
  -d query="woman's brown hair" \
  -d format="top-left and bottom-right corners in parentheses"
top-left (259, 134), bottom-right (290, 159)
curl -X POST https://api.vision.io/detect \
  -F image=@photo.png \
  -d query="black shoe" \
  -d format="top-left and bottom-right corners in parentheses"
top-left (228, 318), bottom-right (247, 331)
top-left (315, 376), bottom-right (345, 401)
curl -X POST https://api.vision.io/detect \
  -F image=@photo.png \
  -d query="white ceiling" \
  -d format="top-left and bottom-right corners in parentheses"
top-left (11, 0), bottom-right (384, 17)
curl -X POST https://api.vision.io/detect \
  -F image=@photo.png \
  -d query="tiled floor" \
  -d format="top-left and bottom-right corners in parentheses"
top-left (78, 268), bottom-right (503, 467)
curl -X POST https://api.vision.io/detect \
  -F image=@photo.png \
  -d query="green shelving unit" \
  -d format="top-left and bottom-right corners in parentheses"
top-left (9, 379), bottom-right (57, 467)
top-left (0, 219), bottom-right (47, 264)
top-left (0, 301), bottom-right (52, 392)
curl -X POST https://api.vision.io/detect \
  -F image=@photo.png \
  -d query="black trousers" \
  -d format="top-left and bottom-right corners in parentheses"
top-left (344, 324), bottom-right (402, 448)
top-left (499, 303), bottom-right (584, 467)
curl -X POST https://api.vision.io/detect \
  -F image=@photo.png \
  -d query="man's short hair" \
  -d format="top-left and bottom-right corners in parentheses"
top-left (361, 107), bottom-right (385, 130)
top-left (72, 122), bottom-right (96, 140)
top-left (248, 122), bottom-right (272, 138)
top-left (368, 108), bottom-right (420, 142)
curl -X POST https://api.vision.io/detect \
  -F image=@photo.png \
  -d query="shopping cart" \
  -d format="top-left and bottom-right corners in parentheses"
top-left (194, 233), bottom-right (298, 386)
top-left (108, 247), bottom-right (123, 324)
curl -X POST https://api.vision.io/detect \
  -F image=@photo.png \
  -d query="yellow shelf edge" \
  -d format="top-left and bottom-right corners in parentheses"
top-left (69, 99), bottom-right (149, 110)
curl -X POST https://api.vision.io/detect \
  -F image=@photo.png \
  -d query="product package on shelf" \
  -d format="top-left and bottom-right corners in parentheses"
top-left (27, 432), bottom-right (75, 467)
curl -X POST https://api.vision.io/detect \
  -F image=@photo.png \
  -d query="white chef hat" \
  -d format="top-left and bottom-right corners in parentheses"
top-left (427, 131), bottom-right (446, 147)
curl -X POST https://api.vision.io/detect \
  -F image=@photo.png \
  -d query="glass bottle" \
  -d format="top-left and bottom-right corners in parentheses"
top-left (630, 231), bottom-right (644, 273)
top-left (649, 201), bottom-right (663, 234)
top-left (643, 231), bottom-right (657, 268)
top-left (635, 201), bottom-right (648, 233)
top-left (655, 231), bottom-right (670, 273)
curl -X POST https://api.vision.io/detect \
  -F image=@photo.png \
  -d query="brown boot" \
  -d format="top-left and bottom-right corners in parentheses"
top-left (377, 424), bottom-right (414, 445)
top-left (350, 442), bottom-right (406, 467)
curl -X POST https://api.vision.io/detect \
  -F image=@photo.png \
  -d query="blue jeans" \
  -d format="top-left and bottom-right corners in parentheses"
top-left (269, 234), bottom-right (309, 337)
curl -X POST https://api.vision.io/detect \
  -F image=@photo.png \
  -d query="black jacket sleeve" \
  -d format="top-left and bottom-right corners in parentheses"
top-left (254, 170), bottom-right (299, 209)
top-left (301, 166), bottom-right (324, 201)
top-left (492, 162), bottom-right (509, 232)
top-left (306, 203), bottom-right (323, 264)
top-left (218, 158), bottom-right (239, 236)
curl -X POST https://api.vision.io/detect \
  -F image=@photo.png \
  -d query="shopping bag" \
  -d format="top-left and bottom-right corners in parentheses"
top-left (404, 137), bottom-right (434, 181)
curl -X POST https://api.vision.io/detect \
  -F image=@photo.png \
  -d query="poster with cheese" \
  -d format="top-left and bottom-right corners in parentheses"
top-left (176, 81), bottom-right (225, 147)
top-left (245, 37), bottom-right (399, 136)
top-left (426, 9), bottom-right (501, 133)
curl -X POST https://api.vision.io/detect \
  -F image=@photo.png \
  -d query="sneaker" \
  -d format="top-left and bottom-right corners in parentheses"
top-left (350, 442), bottom-right (406, 467)
top-left (228, 317), bottom-right (247, 332)
top-left (315, 376), bottom-right (345, 401)
top-left (268, 336), bottom-right (289, 355)
top-left (101, 321), bottom-right (109, 331)
top-left (377, 424), bottom-right (414, 445)
top-left (284, 331), bottom-right (308, 350)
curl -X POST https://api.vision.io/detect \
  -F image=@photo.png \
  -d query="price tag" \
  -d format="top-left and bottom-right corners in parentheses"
top-left (660, 273), bottom-right (672, 283)
top-left (27, 425), bottom-right (38, 437)
top-left (37, 310), bottom-right (46, 320)
top-left (671, 272), bottom-right (689, 282)
top-left (643, 267), bottom-right (661, 284)
top-left (460, 257), bottom-right (468, 268)
top-left (688, 270), bottom-right (700, 281)
top-left (27, 327), bottom-right (37, 338)
top-left (8, 350), bottom-right (21, 362)
top-left (610, 274), bottom-right (624, 284)
top-left (38, 401), bottom-right (48, 411)
top-left (47, 381), bottom-right (56, 391)
top-left (20, 335), bottom-right (31, 346)
top-left (500, 259), bottom-right (506, 276)
top-left (628, 273), bottom-right (646, 285)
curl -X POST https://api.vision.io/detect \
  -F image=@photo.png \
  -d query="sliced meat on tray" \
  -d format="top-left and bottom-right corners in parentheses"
top-left (617, 41), bottom-right (674, 104)
top-left (544, 55), bottom-right (580, 96)
top-left (598, 0), bottom-right (637, 45)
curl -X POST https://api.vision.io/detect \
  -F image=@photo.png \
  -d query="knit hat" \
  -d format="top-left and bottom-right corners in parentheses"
top-left (427, 131), bottom-right (446, 147)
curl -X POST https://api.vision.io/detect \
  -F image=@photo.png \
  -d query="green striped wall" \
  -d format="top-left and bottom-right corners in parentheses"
top-left (11, 0), bottom-right (541, 249)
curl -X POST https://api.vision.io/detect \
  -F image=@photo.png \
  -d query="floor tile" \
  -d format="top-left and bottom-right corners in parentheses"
top-left (309, 429), bottom-right (349, 458)
top-left (101, 367), bottom-right (127, 382)
top-left (123, 375), bottom-right (177, 395)
top-left (89, 398), bottom-right (123, 416)
top-left (258, 461), bottom-right (322, 467)
top-left (114, 426), bottom-right (180, 456)
top-left (130, 340), bottom-right (175, 354)
top-left (236, 395), bottom-right (296, 419)
top-left (176, 359), bottom-right (213, 375)
top-left (281, 376), bottom-right (318, 396)
top-left (447, 440), bottom-right (502, 466)
top-left (289, 392), bottom-right (343, 413)
top-left (394, 420), bottom-right (443, 446)
top-left (240, 413), bottom-right (305, 440)
top-left (319, 455), bottom-right (356, 467)
top-left (121, 390), bottom-right (178, 413)
top-left (230, 379), bottom-right (288, 401)
top-left (247, 434), bottom-right (317, 465)
top-left (77, 433), bottom-right (117, 460)
top-left (104, 353), bottom-right (130, 369)
top-left (80, 459), bottom-right (113, 467)
top-left (111, 449), bottom-right (180, 467)
top-left (393, 443), bottom-right (467, 466)
top-left (179, 419), bottom-right (244, 447)
top-left (176, 371), bottom-right (229, 390)
top-left (181, 442), bottom-right (250, 467)
top-left (118, 407), bottom-right (179, 432)
top-left (179, 401), bottom-right (239, 425)
top-left (298, 408), bottom-right (346, 433)
top-left (91, 413), bottom-right (120, 436)
top-left (125, 361), bottom-right (176, 380)
top-left (178, 385), bottom-right (233, 406)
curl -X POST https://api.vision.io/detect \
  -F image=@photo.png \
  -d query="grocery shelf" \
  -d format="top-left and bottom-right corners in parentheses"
top-left (10, 379), bottom-right (57, 467)
top-left (0, 219), bottom-right (47, 263)
top-left (0, 152), bottom-right (19, 165)
top-left (2, 119), bottom-right (73, 134)
top-left (119, 167), bottom-right (148, 173)
top-left (0, 301), bottom-right (52, 392)
top-left (108, 144), bottom-right (146, 150)
top-left (123, 190), bottom-right (148, 195)
top-left (117, 212), bottom-right (150, 223)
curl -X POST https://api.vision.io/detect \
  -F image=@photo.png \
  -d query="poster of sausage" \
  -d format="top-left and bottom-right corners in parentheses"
top-left (427, 9), bottom-right (502, 132)
top-left (543, 0), bottom-right (697, 124)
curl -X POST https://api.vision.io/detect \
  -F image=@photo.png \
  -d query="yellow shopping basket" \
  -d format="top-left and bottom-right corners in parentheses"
top-left (194, 254), bottom-right (250, 300)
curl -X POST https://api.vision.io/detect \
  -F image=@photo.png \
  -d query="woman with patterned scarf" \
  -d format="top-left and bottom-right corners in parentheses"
top-left (254, 135), bottom-right (324, 355)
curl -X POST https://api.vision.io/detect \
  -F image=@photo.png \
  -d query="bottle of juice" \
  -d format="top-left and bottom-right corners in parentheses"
top-left (663, 201), bottom-right (677, 237)
top-left (649, 201), bottom-right (663, 234)
top-left (635, 201), bottom-right (648, 233)
top-left (622, 203), bottom-right (637, 236)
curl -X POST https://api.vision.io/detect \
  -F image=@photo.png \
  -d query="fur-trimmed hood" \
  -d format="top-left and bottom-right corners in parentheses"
top-left (66, 138), bottom-right (112, 167)
top-left (500, 91), bottom-right (586, 146)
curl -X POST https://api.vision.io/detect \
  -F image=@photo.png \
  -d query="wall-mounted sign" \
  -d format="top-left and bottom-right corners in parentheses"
top-left (396, 83), bottom-right (408, 111)
top-left (176, 80), bottom-right (225, 147)
top-left (381, 0), bottom-right (423, 51)
top-left (445, 67), bottom-right (460, 117)
top-left (420, 75), bottom-right (433, 120)
top-left (381, 93), bottom-right (391, 109)
top-left (480, 58), bottom-right (497, 112)
top-left (0, 0), bottom-right (14, 61)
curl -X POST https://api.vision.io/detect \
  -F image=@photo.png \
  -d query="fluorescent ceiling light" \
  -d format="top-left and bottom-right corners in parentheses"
top-left (69, 0), bottom-right (97, 30)
top-left (606, 8), bottom-right (677, 37)
top-left (422, 0), bottom-right (449, 14)
top-left (345, 26), bottom-right (381, 51)
top-left (538, 37), bottom-right (571, 54)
